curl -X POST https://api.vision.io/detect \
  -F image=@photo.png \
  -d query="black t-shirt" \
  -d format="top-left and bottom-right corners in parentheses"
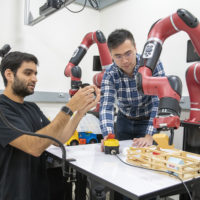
top-left (0, 94), bottom-right (50, 200)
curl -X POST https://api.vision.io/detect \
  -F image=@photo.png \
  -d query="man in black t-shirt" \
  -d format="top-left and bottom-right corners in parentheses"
top-left (0, 51), bottom-right (100, 200)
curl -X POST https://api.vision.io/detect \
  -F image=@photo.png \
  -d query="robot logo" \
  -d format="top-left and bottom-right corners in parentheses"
top-left (143, 43), bottom-right (155, 58)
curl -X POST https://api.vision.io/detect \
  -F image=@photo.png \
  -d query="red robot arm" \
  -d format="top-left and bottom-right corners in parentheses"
top-left (64, 30), bottom-right (112, 97)
top-left (136, 9), bottom-right (200, 130)
top-left (184, 63), bottom-right (200, 124)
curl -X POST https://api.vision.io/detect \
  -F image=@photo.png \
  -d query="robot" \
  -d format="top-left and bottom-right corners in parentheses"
top-left (136, 8), bottom-right (200, 132)
top-left (0, 44), bottom-right (11, 58)
top-left (136, 10), bottom-right (200, 199)
top-left (184, 62), bottom-right (200, 124)
top-left (64, 30), bottom-right (112, 96)
top-left (182, 62), bottom-right (200, 154)
top-left (64, 30), bottom-right (112, 113)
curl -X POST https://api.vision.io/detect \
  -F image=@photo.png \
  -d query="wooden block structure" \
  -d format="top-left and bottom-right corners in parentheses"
top-left (126, 146), bottom-right (200, 180)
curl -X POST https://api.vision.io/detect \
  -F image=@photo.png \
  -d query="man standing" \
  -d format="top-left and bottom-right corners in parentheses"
top-left (100, 29), bottom-right (165, 148)
top-left (0, 51), bottom-right (100, 200)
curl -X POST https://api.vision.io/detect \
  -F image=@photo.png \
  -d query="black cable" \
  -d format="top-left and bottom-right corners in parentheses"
top-left (0, 109), bottom-right (68, 177)
top-left (88, 0), bottom-right (99, 10)
top-left (115, 154), bottom-right (193, 200)
top-left (64, 0), bottom-right (99, 13)
top-left (65, 0), bottom-right (87, 13)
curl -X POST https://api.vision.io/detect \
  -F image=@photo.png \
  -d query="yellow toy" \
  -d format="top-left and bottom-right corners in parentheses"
top-left (104, 133), bottom-right (119, 154)
top-left (65, 130), bottom-right (79, 146)
top-left (153, 133), bottom-right (174, 149)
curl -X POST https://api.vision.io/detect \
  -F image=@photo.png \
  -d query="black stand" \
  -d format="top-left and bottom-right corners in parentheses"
top-left (169, 128), bottom-right (175, 145)
top-left (180, 121), bottom-right (200, 200)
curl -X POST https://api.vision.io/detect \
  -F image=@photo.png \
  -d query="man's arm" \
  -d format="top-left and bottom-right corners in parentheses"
top-left (9, 85), bottom-right (99, 157)
top-left (99, 71), bottom-right (116, 152)
top-left (132, 95), bottom-right (158, 146)
top-left (56, 86), bottom-right (100, 144)
top-left (99, 72), bottom-right (116, 137)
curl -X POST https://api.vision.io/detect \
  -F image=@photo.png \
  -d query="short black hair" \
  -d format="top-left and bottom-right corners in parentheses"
top-left (107, 29), bottom-right (135, 50)
top-left (0, 51), bottom-right (38, 86)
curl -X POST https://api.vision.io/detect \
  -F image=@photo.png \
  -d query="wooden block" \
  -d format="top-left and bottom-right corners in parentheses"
top-left (126, 146), bottom-right (200, 180)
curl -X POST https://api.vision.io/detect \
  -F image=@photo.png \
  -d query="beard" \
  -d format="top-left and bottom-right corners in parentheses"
top-left (12, 76), bottom-right (34, 98)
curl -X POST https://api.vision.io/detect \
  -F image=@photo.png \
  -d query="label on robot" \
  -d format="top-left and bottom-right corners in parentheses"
top-left (143, 43), bottom-right (155, 58)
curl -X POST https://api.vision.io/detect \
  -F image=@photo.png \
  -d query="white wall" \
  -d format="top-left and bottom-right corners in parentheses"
top-left (0, 0), bottom-right (100, 92)
top-left (100, 0), bottom-right (200, 96)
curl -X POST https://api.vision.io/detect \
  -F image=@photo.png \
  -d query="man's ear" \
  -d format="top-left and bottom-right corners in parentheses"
top-left (4, 69), bottom-right (14, 83)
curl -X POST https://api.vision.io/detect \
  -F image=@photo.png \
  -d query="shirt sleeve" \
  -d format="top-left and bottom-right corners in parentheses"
top-left (146, 60), bottom-right (166, 135)
top-left (146, 96), bottom-right (159, 135)
top-left (99, 71), bottom-right (116, 137)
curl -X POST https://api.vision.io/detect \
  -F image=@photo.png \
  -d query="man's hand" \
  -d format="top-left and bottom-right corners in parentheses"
top-left (66, 85), bottom-right (100, 113)
top-left (77, 85), bottom-right (100, 117)
top-left (132, 134), bottom-right (153, 147)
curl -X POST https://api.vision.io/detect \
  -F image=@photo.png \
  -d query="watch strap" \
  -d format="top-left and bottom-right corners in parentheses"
top-left (61, 106), bottom-right (73, 116)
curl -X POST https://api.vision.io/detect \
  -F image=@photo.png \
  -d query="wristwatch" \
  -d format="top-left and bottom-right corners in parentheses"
top-left (61, 106), bottom-right (73, 116)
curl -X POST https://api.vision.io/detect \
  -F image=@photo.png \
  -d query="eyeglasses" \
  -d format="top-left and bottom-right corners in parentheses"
top-left (113, 50), bottom-right (134, 61)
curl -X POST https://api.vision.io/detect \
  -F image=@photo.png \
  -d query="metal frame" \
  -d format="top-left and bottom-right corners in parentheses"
top-left (24, 0), bottom-right (122, 26)
top-left (24, 0), bottom-right (75, 26)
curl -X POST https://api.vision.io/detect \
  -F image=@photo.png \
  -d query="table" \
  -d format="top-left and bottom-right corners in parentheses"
top-left (46, 140), bottom-right (198, 200)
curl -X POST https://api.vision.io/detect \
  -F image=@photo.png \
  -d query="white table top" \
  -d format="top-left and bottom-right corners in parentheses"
top-left (47, 140), bottom-right (189, 199)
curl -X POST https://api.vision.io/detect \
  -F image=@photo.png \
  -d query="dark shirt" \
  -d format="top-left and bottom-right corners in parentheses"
top-left (0, 94), bottom-right (50, 200)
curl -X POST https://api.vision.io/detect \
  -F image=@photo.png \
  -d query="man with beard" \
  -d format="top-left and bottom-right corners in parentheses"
top-left (0, 51), bottom-right (100, 200)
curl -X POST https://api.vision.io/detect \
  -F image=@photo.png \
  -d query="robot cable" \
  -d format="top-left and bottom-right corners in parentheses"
top-left (64, 0), bottom-right (99, 13)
